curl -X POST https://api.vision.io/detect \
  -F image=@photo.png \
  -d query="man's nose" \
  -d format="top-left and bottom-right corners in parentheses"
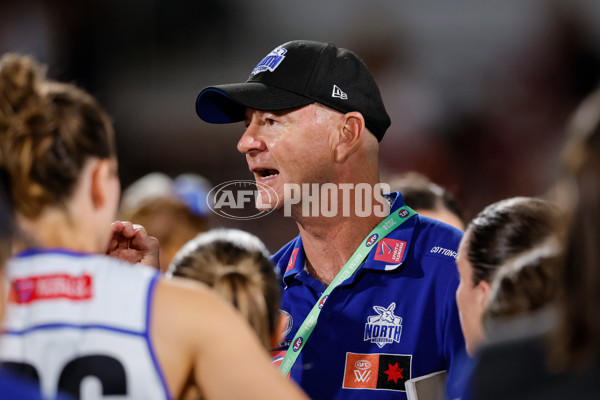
top-left (237, 119), bottom-right (266, 154)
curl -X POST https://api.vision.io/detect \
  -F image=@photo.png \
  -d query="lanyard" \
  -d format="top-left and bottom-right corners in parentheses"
top-left (278, 205), bottom-right (417, 376)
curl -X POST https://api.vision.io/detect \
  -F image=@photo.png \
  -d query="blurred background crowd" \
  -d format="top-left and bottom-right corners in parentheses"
top-left (3, 0), bottom-right (600, 251)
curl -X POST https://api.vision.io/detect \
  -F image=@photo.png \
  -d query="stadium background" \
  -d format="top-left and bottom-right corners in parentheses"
top-left (2, 0), bottom-right (600, 251)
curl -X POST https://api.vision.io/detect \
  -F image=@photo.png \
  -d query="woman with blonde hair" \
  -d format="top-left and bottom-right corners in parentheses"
top-left (168, 229), bottom-right (287, 351)
top-left (167, 229), bottom-right (289, 399)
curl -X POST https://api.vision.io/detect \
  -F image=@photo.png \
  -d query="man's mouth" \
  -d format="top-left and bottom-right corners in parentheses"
top-left (253, 168), bottom-right (280, 180)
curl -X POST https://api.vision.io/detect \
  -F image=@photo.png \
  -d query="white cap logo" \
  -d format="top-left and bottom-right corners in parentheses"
top-left (332, 85), bottom-right (348, 100)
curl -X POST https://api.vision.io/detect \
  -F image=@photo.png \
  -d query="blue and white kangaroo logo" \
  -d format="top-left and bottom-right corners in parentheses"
top-left (251, 47), bottom-right (287, 75)
top-left (364, 302), bottom-right (403, 348)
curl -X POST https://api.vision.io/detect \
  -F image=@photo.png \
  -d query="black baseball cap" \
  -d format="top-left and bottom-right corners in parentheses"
top-left (195, 40), bottom-right (391, 141)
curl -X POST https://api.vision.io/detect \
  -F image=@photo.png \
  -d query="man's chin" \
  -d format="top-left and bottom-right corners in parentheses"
top-left (254, 184), bottom-right (282, 211)
top-left (255, 200), bottom-right (283, 212)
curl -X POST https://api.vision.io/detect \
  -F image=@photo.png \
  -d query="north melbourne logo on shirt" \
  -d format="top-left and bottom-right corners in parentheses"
top-left (364, 302), bottom-right (403, 348)
top-left (343, 352), bottom-right (412, 392)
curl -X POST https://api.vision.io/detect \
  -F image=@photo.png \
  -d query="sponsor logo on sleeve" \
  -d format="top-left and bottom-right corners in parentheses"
top-left (364, 303), bottom-right (403, 348)
top-left (429, 246), bottom-right (458, 259)
top-left (9, 274), bottom-right (93, 304)
top-left (343, 352), bottom-right (412, 391)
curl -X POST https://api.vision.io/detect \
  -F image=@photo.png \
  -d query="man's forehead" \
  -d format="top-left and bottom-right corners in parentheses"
top-left (244, 104), bottom-right (320, 120)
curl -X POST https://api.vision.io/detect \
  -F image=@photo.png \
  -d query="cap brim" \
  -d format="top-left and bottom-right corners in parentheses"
top-left (196, 82), bottom-right (314, 123)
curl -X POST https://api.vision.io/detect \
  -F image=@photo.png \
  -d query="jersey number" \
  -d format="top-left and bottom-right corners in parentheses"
top-left (3, 355), bottom-right (127, 398)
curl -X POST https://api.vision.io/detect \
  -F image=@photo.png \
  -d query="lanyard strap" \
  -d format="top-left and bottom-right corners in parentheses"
top-left (278, 206), bottom-right (417, 376)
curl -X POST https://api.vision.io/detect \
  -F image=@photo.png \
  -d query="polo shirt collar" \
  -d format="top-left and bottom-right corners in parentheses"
top-left (283, 192), bottom-right (418, 285)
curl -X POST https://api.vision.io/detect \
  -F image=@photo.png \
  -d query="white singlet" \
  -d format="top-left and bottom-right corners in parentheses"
top-left (0, 248), bottom-right (170, 400)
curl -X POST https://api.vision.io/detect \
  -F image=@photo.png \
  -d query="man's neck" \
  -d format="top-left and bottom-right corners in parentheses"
top-left (295, 197), bottom-right (390, 285)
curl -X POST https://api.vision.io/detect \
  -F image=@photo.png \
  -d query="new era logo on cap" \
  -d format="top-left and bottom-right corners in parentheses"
top-left (332, 85), bottom-right (348, 100)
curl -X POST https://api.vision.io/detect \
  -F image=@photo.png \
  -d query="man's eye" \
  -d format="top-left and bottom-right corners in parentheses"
top-left (266, 118), bottom-right (276, 125)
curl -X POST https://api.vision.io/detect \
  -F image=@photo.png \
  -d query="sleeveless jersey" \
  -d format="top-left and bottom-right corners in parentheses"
top-left (0, 248), bottom-right (171, 400)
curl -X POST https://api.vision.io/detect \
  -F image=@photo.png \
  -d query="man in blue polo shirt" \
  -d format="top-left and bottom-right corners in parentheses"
top-left (195, 40), bottom-right (466, 399)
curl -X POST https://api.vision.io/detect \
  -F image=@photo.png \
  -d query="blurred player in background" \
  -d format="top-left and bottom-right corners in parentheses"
top-left (386, 171), bottom-right (465, 230)
top-left (120, 172), bottom-right (211, 271)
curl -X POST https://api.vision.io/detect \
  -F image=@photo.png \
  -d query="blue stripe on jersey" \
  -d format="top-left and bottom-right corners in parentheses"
top-left (144, 272), bottom-right (173, 400)
top-left (15, 248), bottom-right (91, 258)
top-left (3, 323), bottom-right (145, 336)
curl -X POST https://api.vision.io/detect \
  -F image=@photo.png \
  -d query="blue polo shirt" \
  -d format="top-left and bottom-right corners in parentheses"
top-left (272, 192), bottom-right (465, 399)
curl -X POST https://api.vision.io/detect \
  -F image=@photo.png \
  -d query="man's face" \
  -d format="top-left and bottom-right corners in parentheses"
top-left (238, 104), bottom-right (337, 210)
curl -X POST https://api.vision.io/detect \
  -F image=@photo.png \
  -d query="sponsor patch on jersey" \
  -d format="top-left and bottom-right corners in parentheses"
top-left (428, 246), bottom-right (458, 259)
top-left (286, 248), bottom-right (300, 272)
top-left (364, 302), bottom-right (403, 348)
top-left (343, 352), bottom-right (412, 391)
top-left (398, 209), bottom-right (410, 218)
top-left (374, 238), bottom-right (406, 264)
top-left (251, 46), bottom-right (287, 75)
top-left (9, 274), bottom-right (93, 304)
top-left (366, 233), bottom-right (379, 247)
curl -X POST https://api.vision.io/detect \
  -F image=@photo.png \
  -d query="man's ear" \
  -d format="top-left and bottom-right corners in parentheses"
top-left (90, 159), bottom-right (111, 209)
top-left (334, 112), bottom-right (365, 163)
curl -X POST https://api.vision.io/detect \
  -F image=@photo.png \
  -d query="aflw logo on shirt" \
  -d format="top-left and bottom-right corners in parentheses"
top-left (343, 352), bottom-right (412, 391)
top-left (9, 274), bottom-right (93, 304)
